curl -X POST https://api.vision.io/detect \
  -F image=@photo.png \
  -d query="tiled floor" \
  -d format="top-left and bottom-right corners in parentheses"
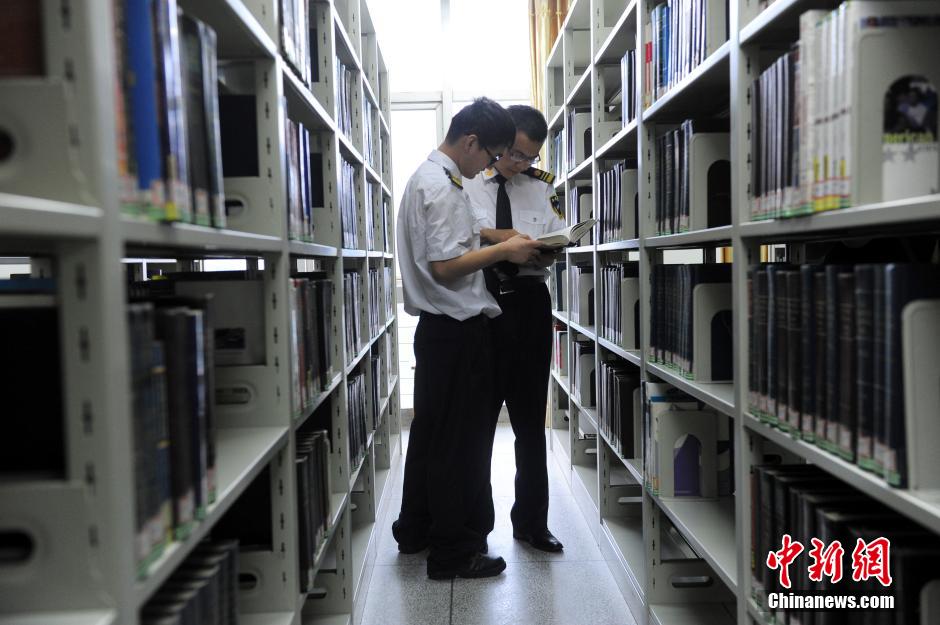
top-left (360, 425), bottom-right (638, 625)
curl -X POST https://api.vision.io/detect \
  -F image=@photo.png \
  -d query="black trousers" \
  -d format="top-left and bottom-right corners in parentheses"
top-left (486, 282), bottom-right (553, 533)
top-left (395, 312), bottom-right (497, 567)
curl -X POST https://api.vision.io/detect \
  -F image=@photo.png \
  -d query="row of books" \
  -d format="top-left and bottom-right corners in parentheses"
top-left (343, 270), bottom-right (363, 363)
top-left (550, 130), bottom-right (564, 179)
top-left (364, 98), bottom-right (378, 169)
top-left (296, 429), bottom-right (332, 593)
top-left (749, 2), bottom-right (940, 220)
top-left (649, 263), bottom-right (733, 382)
top-left (140, 539), bottom-right (239, 625)
top-left (367, 267), bottom-right (386, 338)
top-left (552, 323), bottom-right (569, 376)
top-left (642, 382), bottom-right (732, 498)
top-left (643, 0), bottom-right (728, 107)
top-left (597, 162), bottom-right (638, 242)
top-left (370, 353), bottom-right (385, 428)
top-left (335, 57), bottom-right (355, 140)
top-left (654, 120), bottom-right (730, 235)
top-left (289, 273), bottom-right (334, 418)
top-left (597, 359), bottom-right (641, 459)
top-left (347, 371), bottom-right (369, 471)
top-left (368, 195), bottom-right (390, 253)
top-left (128, 298), bottom-right (218, 574)
top-left (340, 157), bottom-right (360, 249)
top-left (280, 0), bottom-right (317, 85)
top-left (751, 463), bottom-right (937, 625)
top-left (571, 337), bottom-right (596, 408)
top-left (114, 1), bottom-right (226, 225)
top-left (1, 279), bottom-right (65, 480)
top-left (747, 262), bottom-right (940, 489)
top-left (286, 118), bottom-right (323, 242)
top-left (566, 108), bottom-right (592, 173)
top-left (620, 49), bottom-right (638, 127)
top-left (569, 263), bottom-right (594, 326)
top-left (599, 262), bottom-right (640, 350)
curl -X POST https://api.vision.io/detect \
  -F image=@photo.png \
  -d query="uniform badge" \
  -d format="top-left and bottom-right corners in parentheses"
top-left (443, 167), bottom-right (463, 189)
top-left (550, 193), bottom-right (564, 220)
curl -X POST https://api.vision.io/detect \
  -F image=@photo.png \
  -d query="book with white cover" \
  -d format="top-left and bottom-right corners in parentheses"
top-left (537, 218), bottom-right (597, 250)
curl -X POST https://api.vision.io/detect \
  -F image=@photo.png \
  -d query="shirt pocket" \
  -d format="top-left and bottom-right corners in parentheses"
top-left (517, 210), bottom-right (547, 227)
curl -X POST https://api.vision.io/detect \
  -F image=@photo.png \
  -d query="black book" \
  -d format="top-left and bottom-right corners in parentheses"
top-left (785, 270), bottom-right (802, 433)
top-left (882, 263), bottom-right (940, 487)
top-left (813, 271), bottom-right (828, 445)
top-left (854, 265), bottom-right (876, 472)
top-left (755, 268), bottom-right (768, 420)
top-left (775, 268), bottom-right (790, 424)
top-left (179, 14), bottom-right (212, 226)
top-left (798, 265), bottom-right (822, 442)
top-left (836, 271), bottom-right (856, 462)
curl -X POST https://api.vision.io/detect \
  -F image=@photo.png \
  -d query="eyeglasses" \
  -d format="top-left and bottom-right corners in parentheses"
top-left (482, 145), bottom-right (501, 168)
top-left (506, 149), bottom-right (541, 165)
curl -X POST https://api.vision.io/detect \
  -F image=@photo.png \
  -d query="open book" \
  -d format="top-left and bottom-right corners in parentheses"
top-left (536, 218), bottom-right (597, 250)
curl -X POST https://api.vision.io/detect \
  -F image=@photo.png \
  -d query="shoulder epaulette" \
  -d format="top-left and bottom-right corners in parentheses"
top-left (443, 167), bottom-right (463, 189)
top-left (523, 167), bottom-right (555, 185)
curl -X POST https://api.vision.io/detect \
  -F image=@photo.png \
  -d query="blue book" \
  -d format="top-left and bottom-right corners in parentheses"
top-left (125, 0), bottom-right (164, 213)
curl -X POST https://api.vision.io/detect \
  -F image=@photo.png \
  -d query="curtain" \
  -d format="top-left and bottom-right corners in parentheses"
top-left (529, 0), bottom-right (570, 112)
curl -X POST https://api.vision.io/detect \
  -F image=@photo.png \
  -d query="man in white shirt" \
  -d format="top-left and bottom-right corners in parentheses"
top-left (463, 105), bottom-right (566, 552)
top-left (393, 98), bottom-right (542, 580)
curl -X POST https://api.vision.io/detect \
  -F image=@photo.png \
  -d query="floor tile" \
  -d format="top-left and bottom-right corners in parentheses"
top-left (451, 560), bottom-right (637, 625)
top-left (358, 564), bottom-right (452, 625)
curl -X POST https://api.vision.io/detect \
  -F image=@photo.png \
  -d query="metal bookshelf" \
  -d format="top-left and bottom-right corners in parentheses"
top-left (545, 1), bottom-right (940, 624)
top-left (0, 2), bottom-right (401, 624)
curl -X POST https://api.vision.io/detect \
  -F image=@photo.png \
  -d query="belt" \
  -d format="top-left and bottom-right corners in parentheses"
top-left (419, 311), bottom-right (488, 325)
top-left (497, 275), bottom-right (546, 295)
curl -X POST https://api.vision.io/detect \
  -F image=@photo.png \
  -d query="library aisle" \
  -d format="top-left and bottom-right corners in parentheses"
top-left (360, 425), bottom-right (637, 625)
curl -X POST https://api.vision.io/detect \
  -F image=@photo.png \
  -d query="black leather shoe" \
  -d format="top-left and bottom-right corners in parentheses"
top-left (513, 528), bottom-right (564, 552)
top-left (427, 553), bottom-right (507, 580)
top-left (392, 519), bottom-right (428, 554)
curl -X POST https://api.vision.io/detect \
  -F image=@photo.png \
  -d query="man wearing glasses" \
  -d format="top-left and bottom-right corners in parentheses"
top-left (393, 97), bottom-right (542, 580)
top-left (463, 105), bottom-right (566, 553)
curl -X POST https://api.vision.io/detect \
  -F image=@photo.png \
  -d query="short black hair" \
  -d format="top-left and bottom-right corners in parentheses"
top-left (444, 97), bottom-right (515, 150)
top-left (507, 105), bottom-right (548, 144)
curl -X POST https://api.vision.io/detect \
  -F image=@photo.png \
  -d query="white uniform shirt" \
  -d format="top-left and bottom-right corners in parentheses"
top-left (463, 167), bottom-right (567, 280)
top-left (396, 150), bottom-right (500, 320)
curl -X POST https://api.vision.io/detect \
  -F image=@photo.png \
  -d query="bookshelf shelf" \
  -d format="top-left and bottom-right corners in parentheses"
top-left (645, 362), bottom-right (735, 417)
top-left (361, 77), bottom-right (380, 110)
top-left (366, 250), bottom-right (383, 259)
top-left (743, 413), bottom-right (940, 535)
top-left (626, 458), bottom-right (643, 485)
top-left (650, 495), bottom-right (737, 591)
top-left (380, 180), bottom-right (392, 197)
top-left (282, 65), bottom-right (335, 131)
top-left (566, 65), bottom-right (593, 106)
top-left (601, 517), bottom-right (646, 590)
top-left (594, 0), bottom-right (639, 65)
top-left (747, 598), bottom-right (771, 625)
top-left (641, 41), bottom-right (731, 123)
top-left (554, 175), bottom-right (568, 191)
top-left (364, 164), bottom-right (381, 184)
top-left (180, 0), bottom-right (277, 59)
top-left (597, 336), bottom-right (641, 366)
top-left (239, 612), bottom-right (296, 625)
top-left (333, 13), bottom-right (363, 73)
top-left (596, 120), bottom-right (638, 159)
top-left (572, 462), bottom-right (600, 514)
top-left (345, 343), bottom-right (371, 375)
top-left (337, 132), bottom-right (365, 166)
top-left (551, 368), bottom-right (571, 396)
top-left (290, 241), bottom-right (340, 257)
top-left (294, 371), bottom-right (345, 430)
top-left (597, 238), bottom-right (640, 252)
top-left (552, 309), bottom-right (569, 324)
top-left (342, 248), bottom-right (368, 259)
top-left (382, 252), bottom-right (393, 259)
top-left (567, 244), bottom-right (593, 254)
top-left (303, 614), bottom-right (351, 625)
top-left (136, 426), bottom-right (289, 606)
top-left (739, 0), bottom-right (841, 46)
top-left (644, 225), bottom-right (733, 249)
top-left (350, 522), bottom-right (375, 602)
top-left (0, 193), bottom-right (103, 239)
top-left (0, 612), bottom-right (116, 625)
top-left (552, 427), bottom-right (573, 469)
top-left (567, 156), bottom-right (594, 181)
top-left (578, 403), bottom-right (599, 432)
top-left (548, 105), bottom-right (565, 131)
top-left (568, 319), bottom-right (596, 340)
top-left (738, 194), bottom-right (940, 242)
top-left (121, 218), bottom-right (283, 253)
top-left (649, 603), bottom-right (735, 625)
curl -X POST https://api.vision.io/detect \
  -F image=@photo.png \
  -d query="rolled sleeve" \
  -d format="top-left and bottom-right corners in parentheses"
top-left (424, 186), bottom-right (472, 262)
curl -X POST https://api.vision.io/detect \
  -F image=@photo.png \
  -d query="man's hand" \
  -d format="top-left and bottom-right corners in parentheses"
top-left (527, 250), bottom-right (557, 268)
top-left (499, 234), bottom-right (542, 264)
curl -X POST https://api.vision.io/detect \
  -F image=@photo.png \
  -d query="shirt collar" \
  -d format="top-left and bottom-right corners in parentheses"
top-left (427, 149), bottom-right (459, 176)
top-left (483, 167), bottom-right (514, 184)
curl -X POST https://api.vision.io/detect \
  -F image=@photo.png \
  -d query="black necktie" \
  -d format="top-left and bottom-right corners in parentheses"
top-left (485, 174), bottom-right (518, 296)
